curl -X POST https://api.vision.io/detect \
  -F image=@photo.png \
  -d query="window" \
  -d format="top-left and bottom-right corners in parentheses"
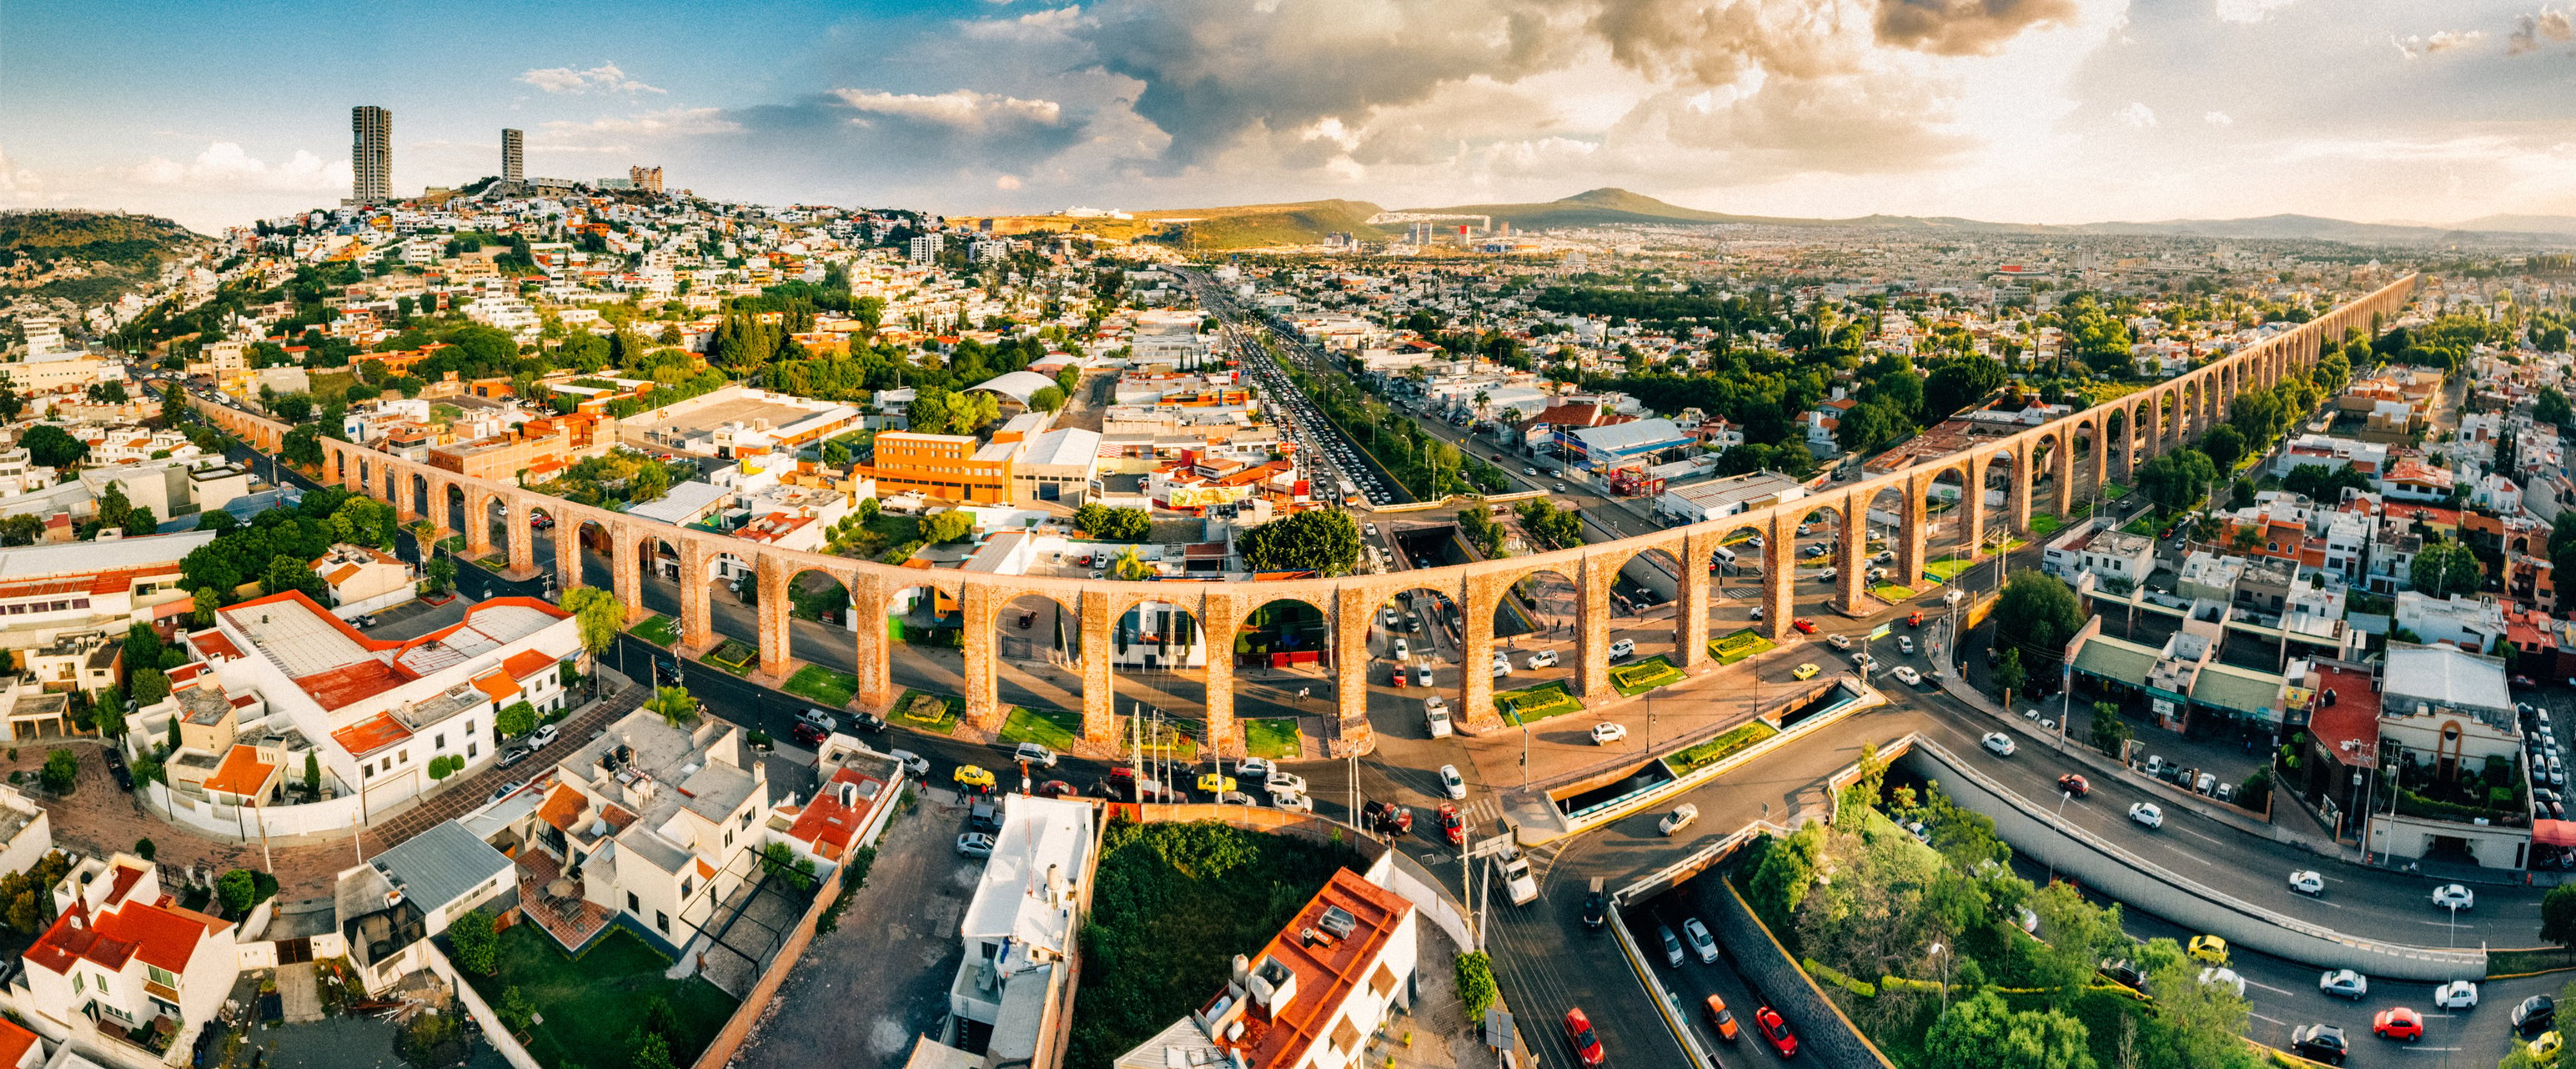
top-left (73, 972), bottom-right (83, 995)
top-left (467, 742), bottom-right (477, 758)
top-left (465, 720), bottom-right (475, 735)
top-left (627, 892), bottom-right (640, 912)
top-left (434, 734), bottom-right (446, 750)
top-left (147, 965), bottom-right (176, 987)
top-left (397, 749), bottom-right (408, 765)
top-left (740, 810), bottom-right (754, 828)
top-left (655, 911), bottom-right (670, 934)
top-left (681, 878), bottom-right (695, 899)
top-left (723, 830), bottom-right (733, 849)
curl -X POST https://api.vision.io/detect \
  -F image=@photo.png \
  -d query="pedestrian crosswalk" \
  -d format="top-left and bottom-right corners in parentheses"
top-left (1722, 587), bottom-right (1763, 599)
top-left (1459, 796), bottom-right (1505, 827)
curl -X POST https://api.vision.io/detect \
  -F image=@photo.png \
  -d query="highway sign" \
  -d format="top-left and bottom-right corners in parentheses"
top-left (1869, 624), bottom-right (1892, 640)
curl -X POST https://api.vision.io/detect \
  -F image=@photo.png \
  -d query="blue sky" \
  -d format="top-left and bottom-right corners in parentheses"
top-left (6, 0), bottom-right (2574, 232)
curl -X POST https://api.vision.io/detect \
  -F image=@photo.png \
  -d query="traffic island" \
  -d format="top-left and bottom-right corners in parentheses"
top-left (1495, 681), bottom-right (1584, 726)
top-left (1709, 628), bottom-right (1776, 665)
top-left (699, 639), bottom-right (758, 676)
top-left (998, 706), bottom-right (1083, 751)
top-left (891, 690), bottom-right (962, 735)
top-left (1608, 655), bottom-right (1685, 697)
top-left (629, 615), bottom-right (681, 647)
top-left (1241, 717), bottom-right (1303, 760)
top-left (780, 664), bottom-right (860, 708)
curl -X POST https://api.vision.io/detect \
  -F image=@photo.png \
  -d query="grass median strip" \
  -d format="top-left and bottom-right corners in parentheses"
top-left (1495, 680), bottom-right (1583, 726)
top-left (1609, 655), bottom-right (1684, 696)
top-left (1242, 717), bottom-right (1301, 760)
top-left (630, 614), bottom-right (680, 647)
top-left (782, 664), bottom-right (860, 708)
top-left (1000, 706), bottom-right (1083, 751)
top-left (1662, 720), bottom-right (1779, 775)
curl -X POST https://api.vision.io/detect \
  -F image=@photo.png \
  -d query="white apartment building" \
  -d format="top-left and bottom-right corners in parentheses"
top-left (934, 795), bottom-right (1095, 1068)
top-left (11, 855), bottom-right (239, 1065)
top-left (2394, 591), bottom-right (2509, 653)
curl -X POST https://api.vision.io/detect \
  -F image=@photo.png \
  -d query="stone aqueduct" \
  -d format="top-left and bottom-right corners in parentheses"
top-left (192, 276), bottom-right (2418, 757)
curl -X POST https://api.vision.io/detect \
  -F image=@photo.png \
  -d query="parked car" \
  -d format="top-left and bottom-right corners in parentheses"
top-left (1591, 722), bottom-right (1628, 745)
top-left (103, 748), bottom-right (133, 790)
top-left (1266, 772), bottom-right (1308, 796)
top-left (848, 712), bottom-right (887, 732)
top-left (1363, 800), bottom-right (1414, 836)
top-left (1562, 1008), bottom-right (1605, 1067)
top-left (528, 723), bottom-right (560, 748)
top-left (956, 833), bottom-right (997, 859)
top-left (2292, 1024), bottom-right (2348, 1065)
top-left (796, 707), bottom-right (836, 732)
top-left (1682, 918), bottom-right (1720, 964)
top-left (1754, 1006), bottom-right (1798, 1057)
top-left (488, 780), bottom-right (527, 804)
top-left (953, 765), bottom-right (997, 791)
top-left (2320, 968), bottom-right (2368, 1000)
top-left (1035, 780), bottom-right (1077, 799)
top-left (2373, 1007), bottom-right (2424, 1042)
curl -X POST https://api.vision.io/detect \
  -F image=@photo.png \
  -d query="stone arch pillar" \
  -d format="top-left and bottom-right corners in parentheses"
top-left (2006, 441), bottom-right (2034, 534)
top-left (2051, 430), bottom-right (2076, 519)
top-left (507, 494), bottom-right (538, 575)
top-left (960, 580), bottom-right (1002, 730)
top-left (678, 538), bottom-right (715, 652)
top-left (1960, 452), bottom-right (1988, 562)
top-left (1078, 589), bottom-right (1118, 743)
top-left (393, 466), bottom-right (420, 524)
top-left (1576, 555), bottom-right (1613, 697)
top-left (611, 523), bottom-right (645, 625)
top-left (854, 570), bottom-right (896, 715)
top-left (756, 554), bottom-right (793, 680)
top-left (1334, 585), bottom-right (1378, 735)
top-left (464, 489), bottom-right (496, 559)
top-left (1830, 499), bottom-right (1866, 615)
top-left (1759, 510), bottom-right (1795, 641)
top-left (1677, 529), bottom-right (1717, 669)
top-left (1462, 574), bottom-right (1501, 728)
top-left (1898, 474), bottom-right (1932, 591)
top-left (556, 517), bottom-right (585, 595)
top-left (1198, 588), bottom-right (1248, 759)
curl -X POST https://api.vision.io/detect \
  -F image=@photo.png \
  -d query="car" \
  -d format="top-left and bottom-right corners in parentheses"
top-left (1035, 780), bottom-right (1077, 799)
top-left (2517, 995), bottom-right (2558, 1036)
top-left (2288, 870), bottom-right (2325, 896)
top-left (791, 721), bottom-right (829, 747)
top-left (1791, 663), bottom-right (1821, 680)
top-left (1850, 651), bottom-right (1876, 669)
top-left (1817, 567), bottom-right (1838, 580)
top-left (956, 833), bottom-right (997, 858)
top-left (1419, 665), bottom-right (1435, 686)
top-left (488, 780), bottom-right (527, 804)
top-left (1607, 638), bottom-right (1635, 660)
top-left (1438, 804), bottom-right (1467, 846)
top-left (1553, 484), bottom-right (1566, 494)
top-left (1434, 763), bottom-right (1468, 800)
top-left (1563, 1008), bottom-right (1605, 1067)
top-left (2057, 774), bottom-right (2089, 796)
top-left (1581, 877), bottom-right (1608, 931)
top-left (2373, 1006), bottom-right (2423, 1042)
top-left (953, 765), bottom-right (997, 791)
top-left (1704, 995), bottom-right (1740, 1041)
top-left (1891, 665), bottom-right (1925, 688)
top-left (2198, 967), bottom-right (2246, 996)
top-left (887, 750), bottom-right (931, 777)
top-left (1750, 606), bottom-right (1764, 619)
top-left (848, 712), bottom-right (888, 732)
top-left (2100, 958), bottom-right (2149, 991)
top-left (2192, 770), bottom-right (2216, 795)
top-left (1897, 635), bottom-right (1915, 655)
top-left (796, 707), bottom-right (836, 731)
top-left (1196, 772), bottom-right (1238, 795)
top-left (1680, 917), bottom-right (1720, 964)
top-left (2320, 968), bottom-right (2368, 1000)
top-left (1527, 650), bottom-right (1559, 669)
top-left (2292, 1024), bottom-right (2348, 1065)
top-left (1524, 466), bottom-right (1538, 475)
top-left (1591, 722), bottom-right (1628, 745)
top-left (1012, 742), bottom-right (1059, 768)
top-left (1660, 802), bottom-right (1699, 836)
top-left (2435, 980), bottom-right (2479, 1009)
top-left (1424, 701), bottom-right (1454, 738)
top-left (1826, 634), bottom-right (1853, 650)
top-left (1981, 732), bottom-right (2016, 757)
top-left (528, 723), bottom-right (560, 749)
top-left (2535, 1031), bottom-right (2566, 1061)
top-left (1754, 1006), bottom-right (1798, 1057)
top-left (2433, 883), bottom-right (2475, 910)
top-left (2129, 801), bottom-right (2164, 828)
top-left (1265, 771), bottom-right (1308, 796)
top-left (1907, 610), bottom-right (1926, 628)
top-left (2187, 935), bottom-right (2229, 966)
top-left (1363, 800), bottom-right (1414, 836)
top-left (1238, 758), bottom-right (1276, 781)
top-left (1383, 609), bottom-right (1398, 628)
top-left (1273, 791), bottom-right (1315, 813)
top-left (1500, 853), bottom-right (1538, 904)
top-left (1791, 617), bottom-right (1818, 634)
top-left (1489, 655), bottom-right (1511, 678)
top-left (1391, 639), bottom-right (1409, 661)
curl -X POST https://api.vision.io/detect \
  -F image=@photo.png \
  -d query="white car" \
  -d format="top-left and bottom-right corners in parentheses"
top-left (1392, 638), bottom-right (1409, 661)
top-left (2432, 884), bottom-right (2476, 911)
top-left (1897, 636), bottom-right (1915, 655)
top-left (1817, 567), bottom-right (1838, 580)
top-left (2287, 870), bottom-right (2324, 896)
top-left (2319, 969), bottom-right (2368, 1001)
top-left (2434, 980), bottom-right (2480, 1009)
top-left (1383, 609), bottom-right (1398, 628)
top-left (1891, 666), bottom-right (1923, 685)
top-left (1417, 665), bottom-right (1434, 686)
top-left (2198, 967), bottom-right (2246, 997)
top-left (1826, 634), bottom-right (1852, 650)
top-left (1682, 918), bottom-right (1720, 964)
top-left (886, 749), bottom-right (932, 777)
top-left (1607, 638), bottom-right (1634, 660)
top-left (1266, 772), bottom-right (1308, 796)
top-left (1439, 764), bottom-right (1467, 800)
top-left (2129, 801), bottom-right (2164, 829)
top-left (1012, 742), bottom-right (1058, 768)
top-left (1981, 732), bottom-right (2016, 757)
top-left (1526, 650), bottom-right (1559, 669)
top-left (1238, 758), bottom-right (1275, 781)
top-left (1660, 802), bottom-right (1699, 836)
top-left (1274, 792), bottom-right (1315, 814)
top-left (1490, 655), bottom-right (1512, 678)
top-left (1590, 722), bottom-right (1628, 745)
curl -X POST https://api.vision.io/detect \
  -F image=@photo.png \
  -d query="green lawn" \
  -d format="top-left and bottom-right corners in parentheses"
top-left (893, 690), bottom-right (962, 735)
top-left (630, 615), bottom-right (681, 647)
top-left (700, 639), bottom-right (758, 676)
top-left (1923, 558), bottom-right (1976, 583)
top-left (1663, 720), bottom-right (1779, 775)
top-left (1709, 628), bottom-right (1775, 665)
top-left (1495, 681), bottom-right (1583, 726)
top-left (462, 926), bottom-right (736, 1069)
top-left (781, 664), bottom-right (859, 708)
top-left (1870, 583), bottom-right (1919, 602)
top-left (1608, 655), bottom-right (1685, 696)
top-left (1242, 718), bottom-right (1302, 760)
top-left (2028, 513), bottom-right (2063, 536)
top-left (1000, 706), bottom-right (1083, 751)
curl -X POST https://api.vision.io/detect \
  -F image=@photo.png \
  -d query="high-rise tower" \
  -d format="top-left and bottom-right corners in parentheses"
top-left (502, 128), bottom-right (524, 184)
top-left (351, 105), bottom-right (392, 203)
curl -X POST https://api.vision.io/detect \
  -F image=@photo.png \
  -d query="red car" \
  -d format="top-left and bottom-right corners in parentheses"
top-left (1790, 617), bottom-right (1818, 635)
top-left (2373, 1007), bottom-right (2423, 1042)
top-left (1563, 1007), bottom-right (1605, 1067)
top-left (1035, 780), bottom-right (1077, 799)
top-left (1755, 1006), bottom-right (1798, 1057)
top-left (2056, 774), bottom-right (2089, 797)
top-left (790, 721), bottom-right (827, 746)
top-left (1437, 804), bottom-right (1466, 846)
top-left (1906, 610), bottom-right (1924, 628)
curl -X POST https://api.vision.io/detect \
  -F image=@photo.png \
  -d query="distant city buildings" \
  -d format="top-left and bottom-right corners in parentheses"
top-left (351, 104), bottom-right (391, 203)
top-left (501, 128), bottom-right (524, 184)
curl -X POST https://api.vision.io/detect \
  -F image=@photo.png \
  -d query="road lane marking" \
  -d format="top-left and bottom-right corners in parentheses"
top-left (2245, 980), bottom-right (2297, 996)
top-left (2250, 1012), bottom-right (2289, 1026)
top-left (2175, 825), bottom-right (2225, 845)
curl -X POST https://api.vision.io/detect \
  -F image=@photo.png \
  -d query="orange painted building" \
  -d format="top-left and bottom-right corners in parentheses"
top-left (866, 431), bottom-right (1014, 504)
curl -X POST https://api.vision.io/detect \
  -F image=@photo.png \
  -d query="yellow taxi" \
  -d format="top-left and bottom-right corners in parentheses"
top-left (1196, 773), bottom-right (1238, 795)
top-left (2187, 935), bottom-right (2230, 966)
top-left (2531, 1031), bottom-right (2563, 1060)
top-left (952, 765), bottom-right (997, 791)
top-left (1790, 663), bottom-right (1821, 681)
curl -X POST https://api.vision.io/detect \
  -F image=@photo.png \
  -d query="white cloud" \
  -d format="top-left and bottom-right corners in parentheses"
top-left (2203, 110), bottom-right (2234, 126)
top-left (834, 89), bottom-right (1064, 128)
top-left (2508, 8), bottom-right (2574, 54)
top-left (2393, 29), bottom-right (2486, 59)
top-left (2212, 0), bottom-right (2300, 24)
top-left (2115, 101), bottom-right (2157, 128)
top-left (995, 174), bottom-right (1022, 189)
top-left (517, 63), bottom-right (665, 95)
top-left (540, 108), bottom-right (741, 147)
top-left (126, 142), bottom-right (348, 192)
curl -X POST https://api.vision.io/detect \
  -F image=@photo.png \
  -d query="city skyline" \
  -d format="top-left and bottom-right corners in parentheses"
top-left (4, 0), bottom-right (2576, 232)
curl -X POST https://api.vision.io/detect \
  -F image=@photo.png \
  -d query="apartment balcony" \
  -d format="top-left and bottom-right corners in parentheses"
top-left (85, 1002), bottom-right (180, 1056)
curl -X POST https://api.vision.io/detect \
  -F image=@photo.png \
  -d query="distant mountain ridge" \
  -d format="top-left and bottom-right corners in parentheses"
top-left (1122, 188), bottom-right (2576, 247)
top-left (1, 210), bottom-right (208, 332)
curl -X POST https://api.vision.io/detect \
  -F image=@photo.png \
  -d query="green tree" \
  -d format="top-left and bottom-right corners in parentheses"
top-left (1925, 356), bottom-right (2007, 419)
top-left (2025, 881), bottom-right (2124, 1000)
top-left (1454, 951), bottom-right (1499, 1020)
top-left (1237, 509), bottom-right (1363, 575)
top-left (646, 685), bottom-right (696, 726)
top-left (269, 392), bottom-right (314, 423)
top-left (424, 556), bottom-right (458, 595)
top-left (2142, 951), bottom-right (2258, 1069)
top-left (496, 700), bottom-right (537, 740)
top-left (921, 510), bottom-right (976, 544)
top-left (2283, 463), bottom-right (2374, 504)
top-left (19, 425), bottom-right (86, 469)
top-left (1994, 647), bottom-right (2027, 708)
top-left (215, 869), bottom-right (257, 916)
top-left (1992, 569), bottom-right (2085, 675)
top-left (1030, 385), bottom-right (1067, 413)
top-left (2136, 449), bottom-right (2217, 512)
top-left (2534, 385), bottom-right (2572, 429)
top-left (559, 586), bottom-right (624, 697)
top-left (128, 667), bottom-right (170, 707)
top-left (38, 749), bottom-right (76, 794)
top-left (191, 587), bottom-right (219, 627)
top-left (1921, 990), bottom-right (2096, 1069)
top-left (2089, 701), bottom-right (2132, 757)
top-left (2409, 540), bottom-right (2481, 599)
top-left (1834, 399), bottom-right (1905, 454)
top-left (1745, 822), bottom-right (1827, 932)
top-left (448, 908), bottom-right (500, 974)
top-left (2198, 424), bottom-right (2246, 472)
top-left (304, 750), bottom-right (321, 796)
top-left (261, 554), bottom-right (324, 600)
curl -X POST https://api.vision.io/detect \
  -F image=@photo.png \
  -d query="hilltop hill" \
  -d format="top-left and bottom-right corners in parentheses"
top-left (1, 210), bottom-right (208, 324)
top-left (1133, 199), bottom-right (1393, 249)
top-left (1397, 188), bottom-right (1765, 228)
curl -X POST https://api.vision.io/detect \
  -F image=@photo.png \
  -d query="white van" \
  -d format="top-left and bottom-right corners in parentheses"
top-left (1711, 545), bottom-right (1738, 567)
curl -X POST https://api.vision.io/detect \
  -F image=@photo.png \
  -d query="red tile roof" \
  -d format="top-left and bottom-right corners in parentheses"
top-left (2307, 665), bottom-right (2382, 770)
top-left (0, 1017), bottom-right (38, 1067)
top-left (330, 713), bottom-right (412, 757)
top-left (24, 889), bottom-right (223, 979)
top-left (1206, 870), bottom-right (1412, 1069)
top-left (203, 745), bottom-right (279, 798)
top-left (189, 629), bottom-right (244, 661)
top-left (470, 670), bottom-right (520, 705)
top-left (786, 769), bottom-right (886, 857)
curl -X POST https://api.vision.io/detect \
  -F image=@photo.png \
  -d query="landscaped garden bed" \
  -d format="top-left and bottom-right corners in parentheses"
top-left (1708, 628), bottom-right (1775, 665)
top-left (781, 664), bottom-right (859, 708)
top-left (1608, 655), bottom-right (1684, 696)
top-left (1494, 680), bottom-right (1583, 725)
top-left (892, 690), bottom-right (962, 735)
top-left (1662, 720), bottom-right (1778, 775)
top-left (700, 639), bottom-right (758, 675)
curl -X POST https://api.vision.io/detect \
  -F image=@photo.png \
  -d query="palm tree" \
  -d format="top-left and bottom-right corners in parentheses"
top-left (1113, 548), bottom-right (1155, 581)
top-left (646, 685), bottom-right (697, 726)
